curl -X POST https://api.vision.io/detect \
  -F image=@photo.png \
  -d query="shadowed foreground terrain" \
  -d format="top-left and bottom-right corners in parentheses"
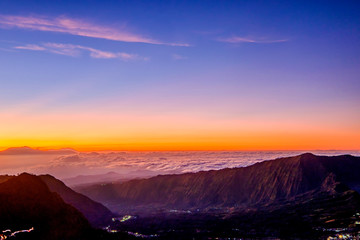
top-left (0, 173), bottom-right (135, 240)
top-left (0, 173), bottom-right (93, 239)
top-left (1, 153), bottom-right (360, 239)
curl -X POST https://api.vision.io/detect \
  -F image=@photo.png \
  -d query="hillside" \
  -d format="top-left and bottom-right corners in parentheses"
top-left (40, 174), bottom-right (115, 227)
top-left (0, 173), bottom-right (114, 227)
top-left (0, 173), bottom-right (93, 240)
top-left (75, 153), bottom-right (360, 212)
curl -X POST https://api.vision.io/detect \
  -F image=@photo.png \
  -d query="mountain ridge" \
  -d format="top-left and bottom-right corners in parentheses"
top-left (40, 174), bottom-right (115, 226)
top-left (0, 173), bottom-right (115, 227)
top-left (0, 173), bottom-right (93, 239)
top-left (74, 153), bottom-right (360, 212)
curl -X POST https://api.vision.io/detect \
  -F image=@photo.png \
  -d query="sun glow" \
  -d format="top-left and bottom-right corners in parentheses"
top-left (1, 109), bottom-right (358, 151)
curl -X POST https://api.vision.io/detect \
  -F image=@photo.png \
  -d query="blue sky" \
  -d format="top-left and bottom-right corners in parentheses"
top-left (0, 0), bottom-right (359, 150)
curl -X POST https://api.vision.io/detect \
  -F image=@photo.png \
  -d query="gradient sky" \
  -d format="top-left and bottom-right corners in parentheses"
top-left (0, 0), bottom-right (359, 151)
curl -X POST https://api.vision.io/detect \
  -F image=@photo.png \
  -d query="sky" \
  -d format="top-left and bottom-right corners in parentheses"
top-left (0, 0), bottom-right (359, 151)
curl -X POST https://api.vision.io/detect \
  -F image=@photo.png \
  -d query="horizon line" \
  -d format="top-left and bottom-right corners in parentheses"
top-left (0, 146), bottom-right (359, 153)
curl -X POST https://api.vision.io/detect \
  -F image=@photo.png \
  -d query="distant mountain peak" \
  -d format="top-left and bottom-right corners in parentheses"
top-left (0, 146), bottom-right (41, 154)
top-left (0, 146), bottom-right (77, 155)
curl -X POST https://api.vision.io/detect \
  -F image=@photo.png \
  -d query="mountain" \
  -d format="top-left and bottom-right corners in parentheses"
top-left (39, 174), bottom-right (114, 227)
top-left (74, 153), bottom-right (360, 238)
top-left (0, 173), bottom-right (93, 240)
top-left (0, 146), bottom-right (77, 155)
top-left (0, 174), bottom-right (12, 184)
top-left (220, 174), bottom-right (360, 238)
top-left (75, 153), bottom-right (360, 213)
top-left (0, 173), bottom-right (114, 227)
top-left (63, 170), bottom-right (157, 187)
top-left (63, 172), bottom-right (127, 187)
top-left (111, 185), bottom-right (360, 239)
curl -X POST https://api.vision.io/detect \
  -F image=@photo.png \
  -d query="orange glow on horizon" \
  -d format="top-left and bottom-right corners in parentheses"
top-left (1, 108), bottom-right (359, 152)
top-left (1, 130), bottom-right (359, 152)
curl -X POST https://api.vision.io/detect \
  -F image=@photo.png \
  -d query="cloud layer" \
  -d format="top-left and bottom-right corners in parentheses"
top-left (1, 150), bottom-right (359, 179)
top-left (218, 36), bottom-right (288, 43)
top-left (0, 14), bottom-right (189, 46)
top-left (15, 42), bottom-right (146, 60)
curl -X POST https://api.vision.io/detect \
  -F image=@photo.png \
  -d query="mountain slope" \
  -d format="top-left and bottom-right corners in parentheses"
top-left (0, 173), bottom-right (93, 240)
top-left (63, 170), bottom-right (156, 187)
top-left (75, 153), bottom-right (360, 212)
top-left (113, 184), bottom-right (360, 239)
top-left (39, 174), bottom-right (114, 226)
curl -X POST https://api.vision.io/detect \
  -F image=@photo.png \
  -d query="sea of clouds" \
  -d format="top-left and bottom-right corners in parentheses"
top-left (1, 150), bottom-right (359, 179)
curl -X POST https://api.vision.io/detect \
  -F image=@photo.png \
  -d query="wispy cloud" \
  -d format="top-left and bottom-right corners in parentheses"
top-left (0, 14), bottom-right (189, 46)
top-left (14, 43), bottom-right (147, 60)
top-left (172, 54), bottom-right (188, 60)
top-left (218, 36), bottom-right (288, 44)
top-left (15, 44), bottom-right (46, 51)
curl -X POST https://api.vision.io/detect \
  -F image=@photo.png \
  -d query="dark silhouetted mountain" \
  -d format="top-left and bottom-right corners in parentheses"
top-left (111, 186), bottom-right (360, 239)
top-left (0, 173), bottom-right (93, 240)
top-left (220, 173), bottom-right (360, 238)
top-left (39, 174), bottom-right (114, 227)
top-left (75, 153), bottom-right (360, 213)
top-left (0, 174), bottom-right (12, 184)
